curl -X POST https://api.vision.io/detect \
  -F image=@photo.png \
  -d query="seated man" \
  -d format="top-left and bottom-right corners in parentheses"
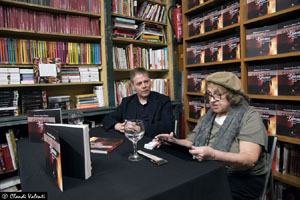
top-left (102, 68), bottom-right (174, 138)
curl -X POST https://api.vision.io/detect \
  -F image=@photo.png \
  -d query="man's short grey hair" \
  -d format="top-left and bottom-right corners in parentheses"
top-left (129, 68), bottom-right (150, 83)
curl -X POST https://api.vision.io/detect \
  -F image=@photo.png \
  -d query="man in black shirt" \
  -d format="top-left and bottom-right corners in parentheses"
top-left (102, 68), bottom-right (174, 138)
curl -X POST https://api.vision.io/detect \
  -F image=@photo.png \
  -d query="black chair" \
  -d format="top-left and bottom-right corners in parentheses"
top-left (259, 135), bottom-right (277, 200)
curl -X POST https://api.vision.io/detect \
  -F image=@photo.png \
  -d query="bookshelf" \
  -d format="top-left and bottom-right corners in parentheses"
top-left (182, 0), bottom-right (300, 189)
top-left (105, 0), bottom-right (178, 106)
top-left (0, 0), bottom-right (110, 123)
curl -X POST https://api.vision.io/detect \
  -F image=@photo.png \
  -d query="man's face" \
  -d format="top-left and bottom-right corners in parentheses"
top-left (132, 73), bottom-right (151, 100)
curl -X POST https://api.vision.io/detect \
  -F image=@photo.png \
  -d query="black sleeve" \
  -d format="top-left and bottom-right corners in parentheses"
top-left (146, 96), bottom-right (174, 138)
top-left (102, 100), bottom-right (126, 131)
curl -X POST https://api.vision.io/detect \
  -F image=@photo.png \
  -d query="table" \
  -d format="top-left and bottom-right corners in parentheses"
top-left (17, 127), bottom-right (232, 200)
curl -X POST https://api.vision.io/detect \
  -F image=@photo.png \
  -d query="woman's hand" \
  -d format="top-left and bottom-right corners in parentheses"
top-left (189, 146), bottom-right (216, 162)
top-left (154, 132), bottom-right (176, 148)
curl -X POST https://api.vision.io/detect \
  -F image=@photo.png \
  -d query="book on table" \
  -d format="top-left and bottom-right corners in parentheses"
top-left (44, 123), bottom-right (92, 192)
top-left (90, 137), bottom-right (124, 154)
top-left (27, 108), bottom-right (62, 143)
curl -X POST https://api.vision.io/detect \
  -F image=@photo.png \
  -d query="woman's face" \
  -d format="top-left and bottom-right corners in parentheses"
top-left (206, 83), bottom-right (232, 117)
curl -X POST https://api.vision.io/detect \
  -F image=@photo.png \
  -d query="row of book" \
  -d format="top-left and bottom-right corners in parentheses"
top-left (113, 45), bottom-right (168, 70)
top-left (0, 5), bottom-right (100, 36)
top-left (112, 0), bottom-right (137, 17)
top-left (187, 67), bottom-right (241, 93)
top-left (247, 0), bottom-right (300, 20)
top-left (251, 103), bottom-right (300, 138)
top-left (0, 66), bottom-right (100, 85)
top-left (0, 86), bottom-right (104, 117)
top-left (0, 38), bottom-right (102, 65)
top-left (113, 17), bottom-right (165, 43)
top-left (0, 90), bottom-right (19, 117)
top-left (246, 17), bottom-right (300, 57)
top-left (135, 1), bottom-right (167, 23)
top-left (0, 129), bottom-right (20, 192)
top-left (186, 34), bottom-right (240, 65)
top-left (273, 181), bottom-right (300, 200)
top-left (188, 0), bottom-right (208, 10)
top-left (114, 79), bottom-right (169, 105)
top-left (188, 0), bottom-right (239, 37)
top-left (0, 130), bottom-right (18, 173)
top-left (12, 0), bottom-right (101, 14)
top-left (248, 62), bottom-right (300, 96)
top-left (112, 0), bottom-right (166, 23)
top-left (187, 96), bottom-right (300, 138)
top-left (273, 142), bottom-right (300, 177)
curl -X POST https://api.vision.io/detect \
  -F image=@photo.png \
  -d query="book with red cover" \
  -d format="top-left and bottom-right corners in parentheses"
top-left (222, 0), bottom-right (240, 27)
top-left (43, 124), bottom-right (63, 191)
top-left (278, 62), bottom-right (300, 96)
top-left (247, 0), bottom-right (276, 20)
top-left (90, 137), bottom-right (123, 154)
top-left (27, 108), bottom-right (62, 143)
top-left (246, 25), bottom-right (277, 58)
top-left (247, 64), bottom-right (278, 95)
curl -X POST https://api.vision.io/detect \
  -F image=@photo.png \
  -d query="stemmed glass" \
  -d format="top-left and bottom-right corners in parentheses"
top-left (124, 119), bottom-right (145, 161)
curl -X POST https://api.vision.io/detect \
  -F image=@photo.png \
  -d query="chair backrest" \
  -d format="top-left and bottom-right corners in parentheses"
top-left (260, 135), bottom-right (277, 200)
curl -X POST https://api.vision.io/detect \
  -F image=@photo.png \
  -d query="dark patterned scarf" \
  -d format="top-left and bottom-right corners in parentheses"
top-left (193, 99), bottom-right (249, 152)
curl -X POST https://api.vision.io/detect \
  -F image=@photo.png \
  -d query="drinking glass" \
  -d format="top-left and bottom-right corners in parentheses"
top-left (68, 110), bottom-right (84, 125)
top-left (124, 119), bottom-right (145, 161)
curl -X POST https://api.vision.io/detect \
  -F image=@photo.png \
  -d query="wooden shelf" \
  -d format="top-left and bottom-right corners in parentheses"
top-left (0, 28), bottom-right (102, 42)
top-left (248, 94), bottom-right (300, 101)
top-left (269, 134), bottom-right (300, 145)
top-left (112, 13), bottom-right (167, 26)
top-left (0, 64), bottom-right (102, 68)
top-left (0, 0), bottom-right (101, 18)
top-left (114, 69), bottom-right (169, 72)
top-left (273, 171), bottom-right (300, 188)
top-left (185, 23), bottom-right (240, 42)
top-left (0, 82), bottom-right (104, 88)
top-left (244, 52), bottom-right (300, 62)
top-left (112, 37), bottom-right (167, 47)
top-left (186, 59), bottom-right (241, 68)
top-left (186, 92), bottom-right (204, 96)
top-left (184, 0), bottom-right (215, 15)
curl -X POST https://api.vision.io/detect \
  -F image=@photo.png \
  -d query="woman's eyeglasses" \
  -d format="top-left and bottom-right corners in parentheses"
top-left (205, 92), bottom-right (226, 101)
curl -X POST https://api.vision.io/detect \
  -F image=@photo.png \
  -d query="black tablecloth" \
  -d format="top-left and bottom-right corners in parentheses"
top-left (17, 127), bottom-right (232, 200)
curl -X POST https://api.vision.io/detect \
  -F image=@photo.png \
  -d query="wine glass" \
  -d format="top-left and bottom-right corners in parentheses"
top-left (124, 119), bottom-right (145, 161)
top-left (68, 110), bottom-right (84, 125)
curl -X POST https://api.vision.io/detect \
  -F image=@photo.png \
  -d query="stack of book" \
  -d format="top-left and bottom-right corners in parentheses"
top-left (0, 90), bottom-right (19, 117)
top-left (61, 67), bottom-right (80, 83)
top-left (0, 68), bottom-right (20, 85)
top-left (75, 94), bottom-right (99, 109)
top-left (20, 69), bottom-right (34, 84)
top-left (48, 95), bottom-right (71, 110)
top-left (79, 67), bottom-right (99, 82)
top-left (21, 90), bottom-right (47, 114)
top-left (113, 17), bottom-right (138, 39)
top-left (136, 22), bottom-right (164, 43)
top-left (93, 86), bottom-right (105, 107)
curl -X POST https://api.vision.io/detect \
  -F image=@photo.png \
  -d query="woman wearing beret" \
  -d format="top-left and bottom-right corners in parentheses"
top-left (156, 72), bottom-right (268, 200)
